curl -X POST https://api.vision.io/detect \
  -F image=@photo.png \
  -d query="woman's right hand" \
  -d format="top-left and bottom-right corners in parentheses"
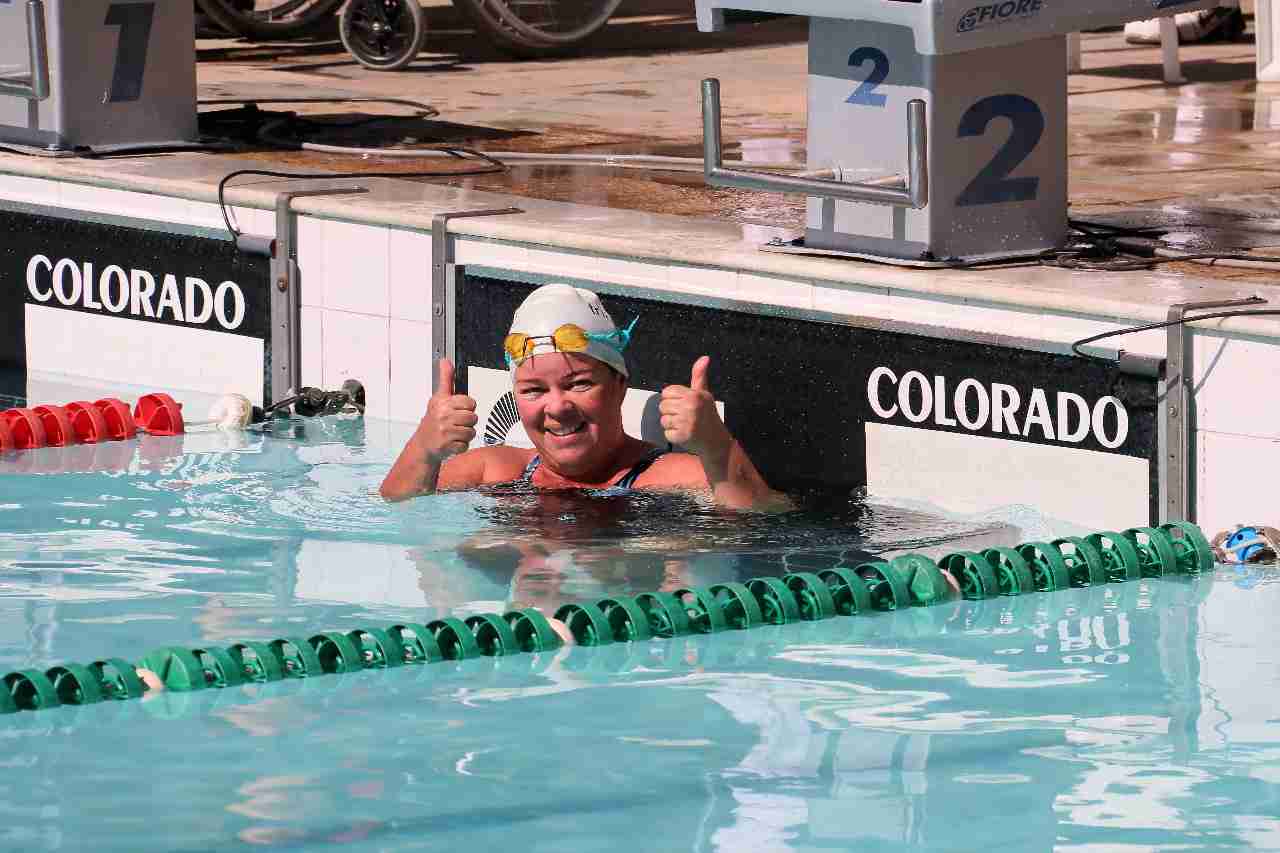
top-left (417, 359), bottom-right (479, 464)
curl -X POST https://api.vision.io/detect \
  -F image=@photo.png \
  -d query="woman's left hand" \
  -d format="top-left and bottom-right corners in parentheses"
top-left (659, 356), bottom-right (732, 461)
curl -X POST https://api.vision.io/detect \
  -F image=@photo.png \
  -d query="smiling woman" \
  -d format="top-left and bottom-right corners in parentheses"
top-left (379, 284), bottom-right (783, 510)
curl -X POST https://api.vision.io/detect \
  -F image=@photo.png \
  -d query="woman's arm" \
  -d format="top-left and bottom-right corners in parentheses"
top-left (696, 437), bottom-right (788, 510)
top-left (380, 359), bottom-right (480, 501)
top-left (639, 445), bottom-right (785, 510)
top-left (381, 440), bottom-right (490, 500)
top-left (655, 356), bottom-right (789, 510)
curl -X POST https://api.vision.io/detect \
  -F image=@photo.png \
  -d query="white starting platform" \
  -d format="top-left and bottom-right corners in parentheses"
top-left (0, 0), bottom-right (198, 154)
top-left (696, 0), bottom-right (1218, 265)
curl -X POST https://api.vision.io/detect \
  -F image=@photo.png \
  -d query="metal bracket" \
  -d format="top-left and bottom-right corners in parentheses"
top-left (430, 208), bottom-right (523, 393)
top-left (1161, 295), bottom-right (1266, 524)
top-left (701, 78), bottom-right (929, 209)
top-left (263, 187), bottom-right (369, 403)
top-left (0, 1), bottom-right (50, 101)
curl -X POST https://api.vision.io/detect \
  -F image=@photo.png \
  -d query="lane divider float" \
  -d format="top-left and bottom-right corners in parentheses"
top-left (0, 394), bottom-right (179, 452)
top-left (0, 521), bottom-right (1216, 715)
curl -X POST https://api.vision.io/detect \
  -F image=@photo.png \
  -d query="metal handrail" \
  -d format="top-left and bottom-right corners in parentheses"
top-left (0, 0), bottom-right (50, 101)
top-left (701, 78), bottom-right (929, 209)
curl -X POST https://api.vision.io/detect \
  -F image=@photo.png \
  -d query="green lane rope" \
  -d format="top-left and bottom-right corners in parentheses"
top-left (0, 521), bottom-right (1217, 716)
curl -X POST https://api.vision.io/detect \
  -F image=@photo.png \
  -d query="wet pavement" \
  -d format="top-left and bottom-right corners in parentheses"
top-left (193, 1), bottom-right (1280, 282)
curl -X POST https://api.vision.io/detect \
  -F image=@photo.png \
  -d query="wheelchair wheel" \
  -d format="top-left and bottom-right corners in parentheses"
top-left (450, 0), bottom-right (622, 59)
top-left (196, 0), bottom-right (345, 39)
top-left (340, 0), bottom-right (427, 71)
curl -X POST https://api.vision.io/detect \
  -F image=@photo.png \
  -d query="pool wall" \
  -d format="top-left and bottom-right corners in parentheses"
top-left (1, 156), bottom-right (1277, 534)
top-left (0, 204), bottom-right (273, 405)
top-left (456, 273), bottom-right (1161, 530)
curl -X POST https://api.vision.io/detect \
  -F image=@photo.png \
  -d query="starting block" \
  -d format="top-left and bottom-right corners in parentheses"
top-left (0, 0), bottom-right (197, 153)
top-left (697, 0), bottom-right (1218, 265)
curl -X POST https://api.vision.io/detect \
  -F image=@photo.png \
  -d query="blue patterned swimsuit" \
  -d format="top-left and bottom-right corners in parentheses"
top-left (516, 447), bottom-right (667, 492)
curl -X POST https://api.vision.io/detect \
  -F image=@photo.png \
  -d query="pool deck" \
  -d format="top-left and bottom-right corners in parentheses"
top-left (2, 7), bottom-right (1279, 346)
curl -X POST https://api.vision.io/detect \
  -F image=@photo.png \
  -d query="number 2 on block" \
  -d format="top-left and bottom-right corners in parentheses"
top-left (846, 47), bottom-right (889, 108)
top-left (956, 94), bottom-right (1044, 207)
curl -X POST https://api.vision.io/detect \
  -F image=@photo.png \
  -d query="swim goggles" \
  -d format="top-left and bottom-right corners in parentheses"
top-left (503, 318), bottom-right (637, 367)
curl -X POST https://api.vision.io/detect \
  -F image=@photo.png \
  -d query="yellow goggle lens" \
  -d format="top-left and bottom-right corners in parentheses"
top-left (503, 324), bottom-right (593, 362)
top-left (502, 333), bottom-right (529, 361)
top-left (552, 324), bottom-right (591, 352)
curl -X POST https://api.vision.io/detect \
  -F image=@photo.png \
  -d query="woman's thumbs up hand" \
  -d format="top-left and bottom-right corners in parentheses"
top-left (417, 358), bottom-right (479, 463)
top-left (658, 356), bottom-right (731, 460)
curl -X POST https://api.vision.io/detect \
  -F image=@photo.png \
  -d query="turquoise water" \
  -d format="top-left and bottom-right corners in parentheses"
top-left (0, 407), bottom-right (1278, 850)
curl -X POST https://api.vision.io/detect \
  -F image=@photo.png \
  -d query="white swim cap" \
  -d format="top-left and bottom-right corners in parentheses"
top-left (506, 284), bottom-right (631, 378)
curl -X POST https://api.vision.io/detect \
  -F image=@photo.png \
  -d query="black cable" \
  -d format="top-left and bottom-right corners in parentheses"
top-left (288, 114), bottom-right (426, 131)
top-left (1067, 217), bottom-right (1163, 239)
top-left (217, 148), bottom-right (508, 239)
top-left (1070, 308), bottom-right (1280, 360)
top-left (1063, 218), bottom-right (1280, 267)
top-left (1163, 250), bottom-right (1280, 265)
top-left (1043, 251), bottom-right (1269, 272)
top-left (1048, 252), bottom-right (1280, 272)
top-left (263, 394), bottom-right (303, 416)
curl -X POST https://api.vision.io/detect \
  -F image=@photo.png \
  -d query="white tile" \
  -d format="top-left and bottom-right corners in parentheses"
top-left (232, 206), bottom-right (276, 238)
top-left (187, 200), bottom-right (274, 238)
top-left (911, 296), bottom-right (1009, 329)
top-left (20, 183), bottom-right (273, 238)
top-left (182, 199), bottom-right (231, 232)
top-left (867, 422), bottom-right (1148, 533)
top-left (56, 185), bottom-right (190, 223)
top-left (812, 280), bottom-right (895, 318)
top-left (323, 221), bottom-right (391, 316)
top-left (301, 306), bottom-right (323, 388)
top-left (1193, 333), bottom-right (1280, 439)
top-left (322, 310), bottom-right (389, 420)
top-left (1062, 324), bottom-right (1163, 359)
top-left (889, 296), bottom-right (1055, 337)
top-left (954, 304), bottom-right (1165, 356)
top-left (736, 272), bottom-right (815, 310)
top-left (814, 284), bottom-right (1167, 357)
top-left (295, 217), bottom-right (391, 314)
top-left (524, 247), bottom-right (586, 277)
top-left (0, 175), bottom-right (59, 206)
top-left (453, 237), bottom-right (529, 269)
top-left (876, 294), bottom-right (1057, 338)
top-left (1197, 431), bottom-right (1280, 535)
top-left (295, 216), bottom-right (326, 308)
top-left (388, 228), bottom-right (433, 322)
top-left (52, 184), bottom-right (125, 216)
top-left (25, 305), bottom-right (265, 404)
top-left (581, 254), bottom-right (669, 290)
top-left (389, 319), bottom-right (432, 425)
top-left (667, 264), bottom-right (737, 297)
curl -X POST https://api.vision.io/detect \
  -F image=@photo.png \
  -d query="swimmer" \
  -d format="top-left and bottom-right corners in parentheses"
top-left (380, 284), bottom-right (785, 510)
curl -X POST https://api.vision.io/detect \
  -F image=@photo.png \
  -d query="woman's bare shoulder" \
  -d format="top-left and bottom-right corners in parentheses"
top-left (633, 450), bottom-right (709, 489)
top-left (439, 445), bottom-right (536, 490)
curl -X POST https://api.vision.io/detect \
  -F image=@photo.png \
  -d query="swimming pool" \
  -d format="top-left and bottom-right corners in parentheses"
top-left (0, 385), bottom-right (1276, 851)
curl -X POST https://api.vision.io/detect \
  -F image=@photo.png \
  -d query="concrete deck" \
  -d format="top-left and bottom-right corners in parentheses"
top-left (190, 2), bottom-right (1279, 270)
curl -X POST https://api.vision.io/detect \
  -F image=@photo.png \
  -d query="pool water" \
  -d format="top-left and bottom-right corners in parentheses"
top-left (0, 403), bottom-right (1277, 851)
